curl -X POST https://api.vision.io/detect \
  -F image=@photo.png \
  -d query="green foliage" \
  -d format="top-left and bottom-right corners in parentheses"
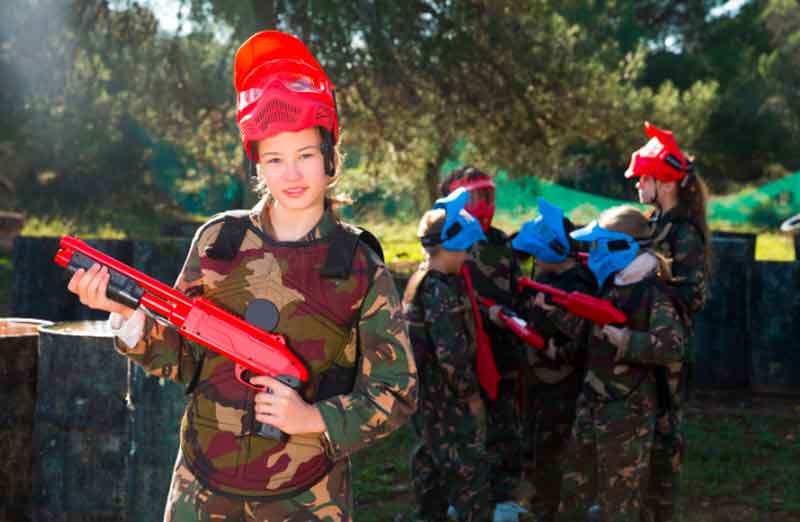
top-left (2, 0), bottom-right (799, 238)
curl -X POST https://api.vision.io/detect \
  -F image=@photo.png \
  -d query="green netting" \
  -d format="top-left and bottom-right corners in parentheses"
top-left (707, 171), bottom-right (800, 228)
top-left (492, 171), bottom-right (637, 229)
top-left (492, 170), bottom-right (800, 231)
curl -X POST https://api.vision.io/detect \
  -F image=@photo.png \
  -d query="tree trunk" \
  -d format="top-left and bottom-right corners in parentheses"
top-left (423, 139), bottom-right (453, 208)
top-left (251, 0), bottom-right (279, 30)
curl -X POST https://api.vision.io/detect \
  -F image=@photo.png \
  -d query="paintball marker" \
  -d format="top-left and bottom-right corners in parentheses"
top-left (479, 296), bottom-right (545, 350)
top-left (54, 236), bottom-right (309, 441)
top-left (518, 276), bottom-right (627, 326)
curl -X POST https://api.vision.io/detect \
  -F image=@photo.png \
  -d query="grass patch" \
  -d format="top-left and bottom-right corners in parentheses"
top-left (682, 404), bottom-right (800, 515)
top-left (352, 423), bottom-right (415, 521)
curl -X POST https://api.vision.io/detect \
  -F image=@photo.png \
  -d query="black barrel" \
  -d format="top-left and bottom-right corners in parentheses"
top-left (32, 321), bottom-right (129, 521)
top-left (750, 261), bottom-right (800, 395)
top-left (32, 320), bottom-right (186, 522)
top-left (0, 318), bottom-right (53, 522)
top-left (692, 232), bottom-right (756, 390)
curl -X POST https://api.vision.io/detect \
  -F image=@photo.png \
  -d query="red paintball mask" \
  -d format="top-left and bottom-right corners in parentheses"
top-left (625, 121), bottom-right (693, 183)
top-left (449, 177), bottom-right (496, 232)
top-left (234, 31), bottom-right (338, 162)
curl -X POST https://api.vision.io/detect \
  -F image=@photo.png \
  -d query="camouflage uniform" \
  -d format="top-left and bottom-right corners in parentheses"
top-left (113, 200), bottom-right (417, 521)
top-left (645, 210), bottom-right (707, 522)
top-left (555, 262), bottom-right (687, 522)
top-left (523, 264), bottom-right (595, 522)
top-left (465, 227), bottom-right (527, 502)
top-left (403, 268), bottom-right (490, 522)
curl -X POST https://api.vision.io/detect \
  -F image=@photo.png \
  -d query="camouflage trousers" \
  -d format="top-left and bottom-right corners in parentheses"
top-left (164, 450), bottom-right (352, 522)
top-left (559, 388), bottom-right (656, 522)
top-left (644, 399), bottom-right (685, 521)
top-left (487, 374), bottom-right (526, 503)
top-left (411, 412), bottom-right (491, 522)
top-left (523, 371), bottom-right (582, 522)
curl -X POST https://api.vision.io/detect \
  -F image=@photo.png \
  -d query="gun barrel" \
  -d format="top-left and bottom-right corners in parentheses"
top-left (518, 277), bottom-right (569, 305)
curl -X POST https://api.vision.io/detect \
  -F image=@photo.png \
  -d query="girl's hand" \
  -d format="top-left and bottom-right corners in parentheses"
top-left (67, 263), bottom-right (135, 319)
top-left (602, 325), bottom-right (631, 359)
top-left (545, 338), bottom-right (559, 361)
top-left (251, 376), bottom-right (326, 435)
top-left (532, 292), bottom-right (556, 312)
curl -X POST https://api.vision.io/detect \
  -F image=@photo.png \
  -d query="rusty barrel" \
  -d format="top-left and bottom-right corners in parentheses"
top-left (0, 318), bottom-right (53, 522)
top-left (31, 320), bottom-right (184, 522)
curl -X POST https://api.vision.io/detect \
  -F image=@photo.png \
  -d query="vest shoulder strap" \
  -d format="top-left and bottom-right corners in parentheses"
top-left (320, 223), bottom-right (385, 280)
top-left (202, 211), bottom-right (252, 261)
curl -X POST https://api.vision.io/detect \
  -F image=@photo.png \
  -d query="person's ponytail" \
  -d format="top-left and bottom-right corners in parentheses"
top-left (676, 171), bottom-right (712, 278)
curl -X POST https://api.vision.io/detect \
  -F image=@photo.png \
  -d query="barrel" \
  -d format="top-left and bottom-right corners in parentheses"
top-left (0, 318), bottom-right (52, 522)
top-left (692, 232), bottom-right (756, 390)
top-left (31, 321), bottom-right (185, 522)
top-left (750, 261), bottom-right (800, 395)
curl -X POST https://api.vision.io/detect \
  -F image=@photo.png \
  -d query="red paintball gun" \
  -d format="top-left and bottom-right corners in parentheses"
top-left (54, 236), bottom-right (309, 441)
top-left (518, 276), bottom-right (627, 325)
top-left (479, 296), bottom-right (545, 350)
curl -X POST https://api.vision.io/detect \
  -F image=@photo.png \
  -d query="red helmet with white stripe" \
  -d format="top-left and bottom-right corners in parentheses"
top-left (625, 121), bottom-right (692, 182)
top-left (234, 31), bottom-right (338, 161)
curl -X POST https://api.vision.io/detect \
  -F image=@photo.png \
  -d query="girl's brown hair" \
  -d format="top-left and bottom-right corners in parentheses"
top-left (599, 205), bottom-right (673, 281)
top-left (674, 172), bottom-right (712, 278)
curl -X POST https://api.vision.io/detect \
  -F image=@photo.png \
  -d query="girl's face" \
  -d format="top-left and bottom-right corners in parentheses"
top-left (257, 127), bottom-right (328, 212)
top-left (636, 175), bottom-right (657, 205)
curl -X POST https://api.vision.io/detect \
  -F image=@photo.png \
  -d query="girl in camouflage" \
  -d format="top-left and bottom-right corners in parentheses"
top-left (550, 205), bottom-right (687, 522)
top-left (626, 122), bottom-right (711, 522)
top-left (66, 30), bottom-right (417, 522)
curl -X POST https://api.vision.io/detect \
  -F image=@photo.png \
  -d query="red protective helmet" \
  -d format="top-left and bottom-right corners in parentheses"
top-left (448, 176), bottom-right (496, 232)
top-left (234, 31), bottom-right (338, 160)
top-left (625, 121), bottom-right (692, 182)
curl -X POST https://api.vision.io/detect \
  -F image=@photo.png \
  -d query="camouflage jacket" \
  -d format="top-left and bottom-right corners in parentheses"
top-left (526, 264), bottom-right (595, 384)
top-left (403, 268), bottom-right (484, 430)
top-left (465, 226), bottom-right (525, 373)
top-left (548, 254), bottom-right (687, 402)
top-left (650, 209), bottom-right (708, 316)
top-left (114, 201), bottom-right (417, 498)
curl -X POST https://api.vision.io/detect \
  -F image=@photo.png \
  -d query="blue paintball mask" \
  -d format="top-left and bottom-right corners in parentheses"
top-left (511, 198), bottom-right (570, 263)
top-left (570, 221), bottom-right (639, 287)
top-left (421, 187), bottom-right (486, 251)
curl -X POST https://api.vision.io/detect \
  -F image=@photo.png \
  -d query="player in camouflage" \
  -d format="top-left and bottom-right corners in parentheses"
top-left (66, 31), bottom-right (417, 522)
top-left (510, 198), bottom-right (596, 522)
top-left (439, 166), bottom-right (528, 505)
top-left (538, 206), bottom-right (687, 522)
top-left (625, 122), bottom-right (711, 522)
top-left (404, 188), bottom-right (491, 522)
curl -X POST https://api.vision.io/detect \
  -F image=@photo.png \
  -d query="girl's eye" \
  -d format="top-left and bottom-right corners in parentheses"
top-left (300, 152), bottom-right (316, 160)
top-left (265, 157), bottom-right (282, 165)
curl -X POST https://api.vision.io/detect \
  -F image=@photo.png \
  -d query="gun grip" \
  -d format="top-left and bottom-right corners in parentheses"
top-left (238, 369), bottom-right (304, 442)
top-left (255, 422), bottom-right (289, 442)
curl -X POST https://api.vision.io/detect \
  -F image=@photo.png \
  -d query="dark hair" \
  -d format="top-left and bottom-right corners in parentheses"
top-left (438, 165), bottom-right (491, 197)
top-left (674, 172), bottom-right (712, 279)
